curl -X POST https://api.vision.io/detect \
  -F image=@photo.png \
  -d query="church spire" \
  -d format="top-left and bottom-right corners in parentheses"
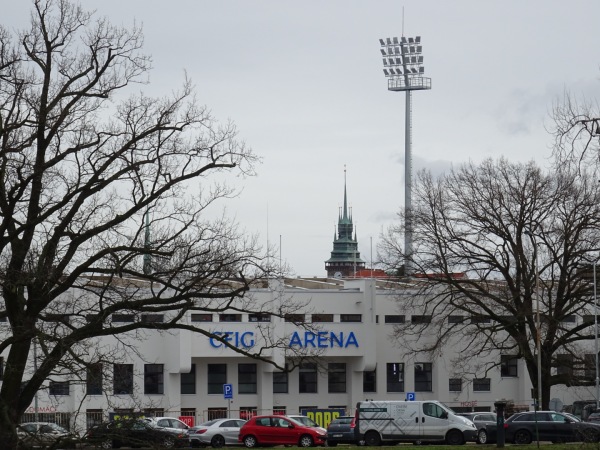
top-left (343, 165), bottom-right (348, 221)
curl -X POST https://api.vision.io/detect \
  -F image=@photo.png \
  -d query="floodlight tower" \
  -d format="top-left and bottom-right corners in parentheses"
top-left (379, 36), bottom-right (431, 275)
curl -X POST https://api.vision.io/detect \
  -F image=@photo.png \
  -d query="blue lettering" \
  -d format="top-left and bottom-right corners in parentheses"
top-left (345, 332), bottom-right (359, 348)
top-left (290, 331), bottom-right (302, 347)
top-left (210, 331), bottom-right (223, 348)
top-left (209, 331), bottom-right (255, 349)
top-left (305, 331), bottom-right (316, 348)
top-left (240, 331), bottom-right (255, 347)
top-left (317, 331), bottom-right (328, 348)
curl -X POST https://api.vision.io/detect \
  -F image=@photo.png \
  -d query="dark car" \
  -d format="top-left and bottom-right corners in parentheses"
top-left (588, 412), bottom-right (600, 423)
top-left (85, 418), bottom-right (189, 448)
top-left (487, 410), bottom-right (600, 444)
top-left (326, 416), bottom-right (364, 447)
top-left (457, 412), bottom-right (496, 444)
top-left (17, 422), bottom-right (78, 448)
top-left (238, 415), bottom-right (327, 448)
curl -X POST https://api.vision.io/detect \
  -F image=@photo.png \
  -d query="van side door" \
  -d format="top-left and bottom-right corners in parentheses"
top-left (420, 402), bottom-right (449, 440)
top-left (389, 402), bottom-right (421, 440)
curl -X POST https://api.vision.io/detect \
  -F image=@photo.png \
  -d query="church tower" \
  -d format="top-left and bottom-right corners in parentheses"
top-left (325, 168), bottom-right (365, 277)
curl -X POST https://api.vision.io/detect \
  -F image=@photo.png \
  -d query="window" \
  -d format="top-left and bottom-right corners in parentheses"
top-left (144, 364), bottom-right (164, 394)
top-left (273, 407), bottom-right (287, 415)
top-left (114, 364), bottom-right (133, 395)
top-left (448, 315), bottom-right (464, 324)
top-left (312, 314), bottom-right (333, 323)
top-left (284, 314), bottom-right (305, 324)
top-left (141, 314), bottom-right (164, 323)
top-left (363, 369), bottom-right (376, 393)
top-left (411, 315), bottom-right (431, 324)
top-left (473, 378), bottom-right (491, 391)
top-left (86, 409), bottom-right (103, 430)
top-left (415, 363), bottom-right (432, 392)
top-left (219, 314), bottom-right (242, 322)
top-left (449, 378), bottom-right (462, 392)
top-left (384, 315), bottom-right (405, 324)
top-left (181, 364), bottom-right (196, 394)
top-left (49, 381), bottom-right (69, 396)
top-left (249, 313), bottom-right (271, 322)
top-left (556, 354), bottom-right (574, 378)
top-left (240, 408), bottom-right (258, 420)
top-left (328, 363), bottom-right (346, 393)
top-left (423, 402), bottom-right (446, 418)
top-left (207, 408), bottom-right (227, 420)
top-left (239, 364), bottom-right (257, 394)
top-left (386, 363), bottom-right (404, 392)
top-left (561, 315), bottom-right (576, 323)
top-left (112, 314), bottom-right (135, 323)
top-left (470, 315), bottom-right (491, 324)
top-left (87, 363), bottom-right (102, 395)
top-left (585, 354), bottom-right (596, 380)
top-left (46, 314), bottom-right (70, 324)
top-left (341, 314), bottom-right (362, 322)
top-left (500, 355), bottom-right (518, 377)
top-left (583, 315), bottom-right (595, 325)
top-left (191, 314), bottom-right (213, 322)
top-left (273, 369), bottom-right (288, 394)
top-left (299, 363), bottom-right (318, 393)
top-left (208, 364), bottom-right (227, 394)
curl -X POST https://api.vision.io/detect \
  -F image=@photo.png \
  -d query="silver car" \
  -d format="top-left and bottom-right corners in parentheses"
top-left (189, 418), bottom-right (246, 448)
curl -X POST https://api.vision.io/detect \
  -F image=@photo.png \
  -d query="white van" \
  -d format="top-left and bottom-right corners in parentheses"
top-left (354, 400), bottom-right (477, 445)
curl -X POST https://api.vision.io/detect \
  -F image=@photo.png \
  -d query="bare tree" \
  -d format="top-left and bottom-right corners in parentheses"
top-left (0, 1), bottom-right (313, 447)
top-left (379, 157), bottom-right (600, 410)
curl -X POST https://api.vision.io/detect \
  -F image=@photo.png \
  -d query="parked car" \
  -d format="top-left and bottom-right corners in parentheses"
top-left (17, 422), bottom-right (78, 448)
top-left (287, 415), bottom-right (327, 433)
top-left (145, 416), bottom-right (191, 435)
top-left (456, 412), bottom-right (497, 444)
top-left (189, 418), bottom-right (246, 448)
top-left (486, 410), bottom-right (600, 444)
top-left (85, 418), bottom-right (189, 448)
top-left (238, 415), bottom-right (327, 447)
top-left (326, 416), bottom-right (364, 446)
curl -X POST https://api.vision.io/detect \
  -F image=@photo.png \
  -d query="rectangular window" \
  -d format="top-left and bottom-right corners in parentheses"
top-left (219, 314), bottom-right (242, 322)
top-left (284, 314), bottom-right (305, 323)
top-left (363, 370), bottom-right (376, 393)
top-left (113, 364), bottom-right (133, 395)
top-left (249, 313), bottom-right (271, 322)
top-left (449, 378), bottom-right (462, 392)
top-left (473, 378), bottom-right (491, 391)
top-left (583, 315), bottom-right (595, 324)
top-left (299, 363), bottom-right (318, 393)
top-left (448, 315), bottom-right (464, 324)
top-left (239, 364), bottom-right (257, 394)
top-left (341, 314), bottom-right (362, 323)
top-left (144, 364), bottom-right (164, 394)
top-left (585, 354), bottom-right (596, 380)
top-left (384, 315), bottom-right (405, 324)
top-left (561, 315), bottom-right (576, 323)
top-left (87, 363), bottom-right (102, 395)
top-left (191, 314), bottom-right (213, 322)
top-left (141, 314), bottom-right (164, 323)
top-left (386, 363), bottom-right (404, 392)
top-left (46, 314), bottom-right (70, 324)
top-left (208, 364), bottom-right (227, 394)
top-left (556, 354), bottom-right (574, 378)
top-left (86, 409), bottom-right (103, 430)
top-left (273, 368), bottom-right (289, 394)
top-left (470, 315), bottom-right (491, 324)
top-left (411, 315), bottom-right (432, 324)
top-left (240, 407), bottom-right (258, 420)
top-left (112, 314), bottom-right (135, 323)
top-left (49, 381), bottom-right (69, 396)
top-left (414, 363), bottom-right (432, 392)
top-left (328, 363), bottom-right (346, 393)
top-left (500, 355), bottom-right (518, 377)
top-left (181, 364), bottom-right (196, 395)
top-left (312, 314), bottom-right (333, 323)
top-left (273, 407), bottom-right (287, 415)
top-left (207, 408), bottom-right (227, 420)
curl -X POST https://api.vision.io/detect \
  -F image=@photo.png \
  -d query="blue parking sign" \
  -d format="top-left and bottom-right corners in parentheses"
top-left (223, 383), bottom-right (233, 399)
top-left (406, 392), bottom-right (416, 401)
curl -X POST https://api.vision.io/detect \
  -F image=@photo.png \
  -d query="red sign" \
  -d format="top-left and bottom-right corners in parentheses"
top-left (179, 416), bottom-right (195, 427)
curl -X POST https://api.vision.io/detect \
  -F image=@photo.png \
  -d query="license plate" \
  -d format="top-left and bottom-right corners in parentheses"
top-left (332, 434), bottom-right (343, 438)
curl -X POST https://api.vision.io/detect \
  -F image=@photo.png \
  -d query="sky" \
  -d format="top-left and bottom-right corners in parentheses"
top-left (5, 0), bottom-right (600, 277)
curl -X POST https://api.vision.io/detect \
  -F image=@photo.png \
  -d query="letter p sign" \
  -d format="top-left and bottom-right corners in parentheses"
top-left (223, 383), bottom-right (233, 399)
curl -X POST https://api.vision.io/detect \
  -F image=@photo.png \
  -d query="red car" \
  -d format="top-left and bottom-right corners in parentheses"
top-left (238, 415), bottom-right (327, 448)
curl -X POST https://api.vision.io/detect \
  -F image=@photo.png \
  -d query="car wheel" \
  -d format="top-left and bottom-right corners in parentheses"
top-left (243, 435), bottom-right (258, 448)
top-left (299, 434), bottom-right (314, 447)
top-left (211, 435), bottom-right (226, 448)
top-left (446, 429), bottom-right (464, 445)
top-left (162, 435), bottom-right (176, 448)
top-left (364, 431), bottom-right (381, 446)
top-left (477, 429), bottom-right (487, 444)
top-left (514, 429), bottom-right (532, 445)
top-left (101, 438), bottom-right (113, 449)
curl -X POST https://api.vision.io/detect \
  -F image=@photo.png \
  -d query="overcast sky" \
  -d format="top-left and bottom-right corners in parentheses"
top-left (6, 1), bottom-right (600, 277)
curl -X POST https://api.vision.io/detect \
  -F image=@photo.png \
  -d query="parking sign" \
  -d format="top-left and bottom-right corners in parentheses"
top-left (406, 392), bottom-right (416, 401)
top-left (223, 383), bottom-right (233, 399)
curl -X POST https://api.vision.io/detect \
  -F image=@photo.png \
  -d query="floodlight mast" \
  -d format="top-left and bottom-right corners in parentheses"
top-left (379, 36), bottom-right (431, 276)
